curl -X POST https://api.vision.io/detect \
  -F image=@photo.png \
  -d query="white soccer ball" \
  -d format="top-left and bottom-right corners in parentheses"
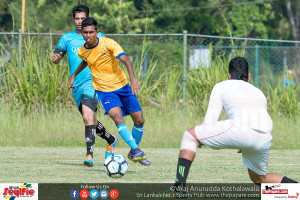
top-left (104, 154), bottom-right (128, 178)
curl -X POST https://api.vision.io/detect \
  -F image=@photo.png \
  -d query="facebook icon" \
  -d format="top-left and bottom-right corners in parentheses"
top-left (70, 189), bottom-right (79, 199)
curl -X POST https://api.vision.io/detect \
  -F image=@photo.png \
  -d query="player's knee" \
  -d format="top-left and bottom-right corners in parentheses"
top-left (134, 118), bottom-right (144, 126)
top-left (112, 115), bottom-right (125, 125)
top-left (180, 131), bottom-right (198, 153)
top-left (82, 113), bottom-right (94, 125)
top-left (250, 176), bottom-right (265, 184)
top-left (249, 170), bottom-right (265, 184)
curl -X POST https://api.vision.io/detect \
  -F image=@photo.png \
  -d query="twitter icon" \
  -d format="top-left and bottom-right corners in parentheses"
top-left (90, 189), bottom-right (99, 199)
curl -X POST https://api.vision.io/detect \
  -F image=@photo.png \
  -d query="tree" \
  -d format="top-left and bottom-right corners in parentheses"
top-left (286, 0), bottom-right (299, 42)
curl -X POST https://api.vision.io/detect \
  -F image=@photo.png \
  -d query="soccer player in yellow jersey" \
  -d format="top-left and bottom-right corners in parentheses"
top-left (68, 17), bottom-right (150, 166)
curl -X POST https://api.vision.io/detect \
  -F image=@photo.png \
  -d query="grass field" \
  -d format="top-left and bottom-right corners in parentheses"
top-left (1, 106), bottom-right (300, 149)
top-left (1, 147), bottom-right (299, 183)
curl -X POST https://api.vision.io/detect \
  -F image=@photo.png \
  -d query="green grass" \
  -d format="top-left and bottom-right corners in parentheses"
top-left (0, 147), bottom-right (299, 183)
top-left (0, 105), bottom-right (299, 149)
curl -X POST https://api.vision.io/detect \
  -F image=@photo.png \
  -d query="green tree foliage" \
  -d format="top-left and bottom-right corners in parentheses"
top-left (0, 0), bottom-right (299, 40)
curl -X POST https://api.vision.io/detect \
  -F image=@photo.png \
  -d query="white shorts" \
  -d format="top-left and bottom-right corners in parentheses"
top-left (194, 119), bottom-right (272, 175)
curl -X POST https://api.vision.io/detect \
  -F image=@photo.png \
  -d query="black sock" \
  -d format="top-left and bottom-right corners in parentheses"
top-left (174, 158), bottom-right (192, 188)
top-left (281, 176), bottom-right (298, 183)
top-left (96, 121), bottom-right (115, 145)
top-left (85, 125), bottom-right (96, 156)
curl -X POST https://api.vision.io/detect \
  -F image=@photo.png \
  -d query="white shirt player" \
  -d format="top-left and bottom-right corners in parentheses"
top-left (203, 80), bottom-right (273, 133)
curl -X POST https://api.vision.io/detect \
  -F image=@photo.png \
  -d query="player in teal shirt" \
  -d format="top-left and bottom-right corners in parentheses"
top-left (52, 4), bottom-right (117, 167)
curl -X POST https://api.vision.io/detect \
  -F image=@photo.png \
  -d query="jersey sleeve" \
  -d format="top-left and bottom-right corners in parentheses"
top-left (55, 35), bottom-right (67, 56)
top-left (108, 39), bottom-right (125, 59)
top-left (203, 84), bottom-right (223, 124)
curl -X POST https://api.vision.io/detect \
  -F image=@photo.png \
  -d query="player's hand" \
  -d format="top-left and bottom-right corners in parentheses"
top-left (52, 52), bottom-right (63, 63)
top-left (131, 79), bottom-right (140, 95)
top-left (67, 76), bottom-right (76, 89)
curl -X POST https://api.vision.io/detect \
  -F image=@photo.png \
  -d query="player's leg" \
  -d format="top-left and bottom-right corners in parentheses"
top-left (171, 120), bottom-right (236, 188)
top-left (80, 93), bottom-right (116, 165)
top-left (129, 111), bottom-right (151, 165)
top-left (175, 127), bottom-right (199, 187)
top-left (81, 88), bottom-right (118, 159)
top-left (95, 116), bottom-right (118, 159)
top-left (165, 127), bottom-right (199, 197)
top-left (241, 129), bottom-right (298, 184)
top-left (80, 104), bottom-right (96, 167)
top-left (96, 89), bottom-right (143, 160)
top-left (108, 106), bottom-right (146, 162)
top-left (130, 111), bottom-right (144, 147)
top-left (118, 84), bottom-right (150, 165)
top-left (248, 169), bottom-right (298, 184)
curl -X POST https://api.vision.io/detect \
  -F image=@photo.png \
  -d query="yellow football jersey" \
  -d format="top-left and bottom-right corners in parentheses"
top-left (78, 37), bottom-right (128, 92)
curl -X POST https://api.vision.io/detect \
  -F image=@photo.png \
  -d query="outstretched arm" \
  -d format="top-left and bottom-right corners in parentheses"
top-left (67, 60), bottom-right (88, 89)
top-left (119, 54), bottom-right (140, 95)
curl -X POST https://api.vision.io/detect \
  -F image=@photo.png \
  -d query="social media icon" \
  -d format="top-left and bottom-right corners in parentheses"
top-left (70, 189), bottom-right (79, 199)
top-left (90, 189), bottom-right (99, 199)
top-left (99, 189), bottom-right (108, 199)
top-left (109, 189), bottom-right (119, 199)
top-left (80, 189), bottom-right (89, 199)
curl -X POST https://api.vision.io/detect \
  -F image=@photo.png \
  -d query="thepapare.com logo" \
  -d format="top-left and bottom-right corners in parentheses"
top-left (1, 183), bottom-right (38, 200)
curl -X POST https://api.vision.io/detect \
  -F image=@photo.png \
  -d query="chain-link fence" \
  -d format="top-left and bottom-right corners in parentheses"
top-left (1, 31), bottom-right (299, 79)
top-left (1, 31), bottom-right (299, 110)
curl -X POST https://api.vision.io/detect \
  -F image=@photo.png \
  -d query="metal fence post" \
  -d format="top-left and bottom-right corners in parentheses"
top-left (183, 30), bottom-right (187, 114)
top-left (18, 29), bottom-right (22, 72)
top-left (255, 45), bottom-right (259, 87)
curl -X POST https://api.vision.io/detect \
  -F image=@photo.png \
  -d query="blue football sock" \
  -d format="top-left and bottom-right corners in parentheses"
top-left (117, 123), bottom-right (138, 150)
top-left (132, 125), bottom-right (144, 147)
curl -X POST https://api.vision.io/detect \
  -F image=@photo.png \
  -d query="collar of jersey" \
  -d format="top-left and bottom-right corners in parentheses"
top-left (84, 37), bottom-right (99, 49)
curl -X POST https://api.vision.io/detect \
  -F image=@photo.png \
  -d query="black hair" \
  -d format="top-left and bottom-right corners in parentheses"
top-left (228, 57), bottom-right (249, 81)
top-left (82, 17), bottom-right (97, 30)
top-left (72, 4), bottom-right (89, 18)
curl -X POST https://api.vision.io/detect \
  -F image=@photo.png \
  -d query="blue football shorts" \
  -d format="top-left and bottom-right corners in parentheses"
top-left (96, 83), bottom-right (142, 116)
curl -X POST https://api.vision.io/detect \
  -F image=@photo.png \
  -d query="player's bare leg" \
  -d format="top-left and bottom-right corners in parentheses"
top-left (108, 107), bottom-right (125, 126)
top-left (248, 169), bottom-right (298, 184)
top-left (130, 110), bottom-right (144, 126)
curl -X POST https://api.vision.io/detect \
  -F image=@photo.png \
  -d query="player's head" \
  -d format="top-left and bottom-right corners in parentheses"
top-left (73, 4), bottom-right (89, 18)
top-left (82, 17), bottom-right (98, 46)
top-left (228, 57), bottom-right (250, 82)
top-left (73, 4), bottom-right (89, 31)
top-left (82, 17), bottom-right (97, 31)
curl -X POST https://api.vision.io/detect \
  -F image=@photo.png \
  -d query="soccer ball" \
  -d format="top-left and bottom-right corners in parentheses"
top-left (104, 154), bottom-right (128, 178)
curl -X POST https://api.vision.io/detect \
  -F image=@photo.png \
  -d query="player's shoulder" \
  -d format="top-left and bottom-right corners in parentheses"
top-left (99, 36), bottom-right (114, 42)
top-left (100, 37), bottom-right (119, 45)
top-left (62, 30), bottom-right (75, 37)
top-left (77, 45), bottom-right (87, 57)
top-left (97, 32), bottom-right (105, 37)
top-left (61, 30), bottom-right (80, 40)
top-left (214, 80), bottom-right (230, 88)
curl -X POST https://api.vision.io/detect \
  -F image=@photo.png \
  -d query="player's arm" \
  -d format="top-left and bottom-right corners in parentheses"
top-left (203, 85), bottom-right (222, 124)
top-left (67, 60), bottom-right (88, 89)
top-left (52, 34), bottom-right (67, 64)
top-left (119, 54), bottom-right (140, 95)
